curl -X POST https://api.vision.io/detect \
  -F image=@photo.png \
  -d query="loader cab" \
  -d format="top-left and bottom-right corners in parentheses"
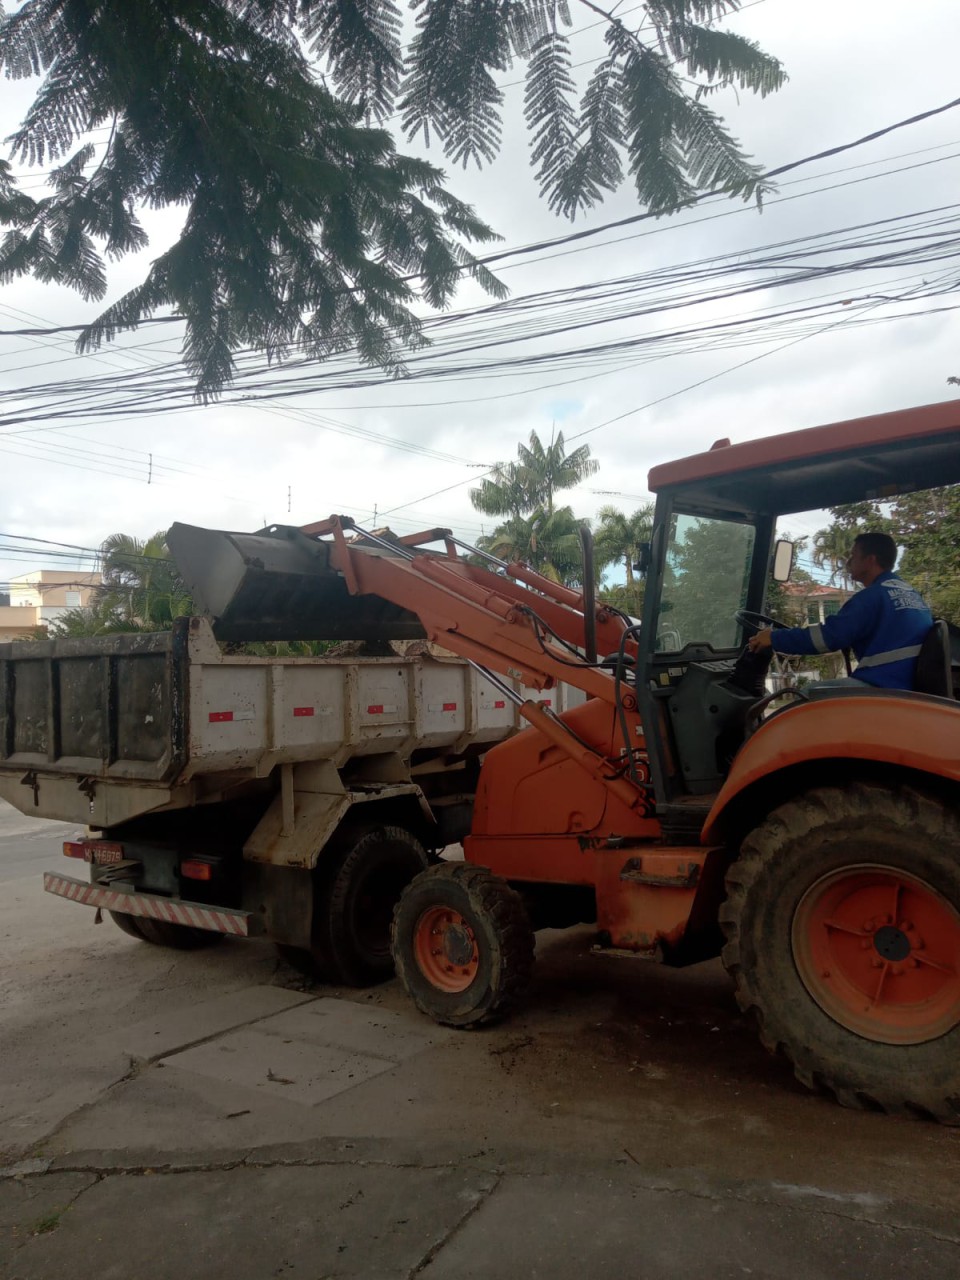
top-left (636, 497), bottom-right (775, 825)
top-left (636, 400), bottom-right (960, 831)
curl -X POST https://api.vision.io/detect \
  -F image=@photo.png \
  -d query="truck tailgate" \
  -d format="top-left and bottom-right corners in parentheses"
top-left (0, 625), bottom-right (186, 785)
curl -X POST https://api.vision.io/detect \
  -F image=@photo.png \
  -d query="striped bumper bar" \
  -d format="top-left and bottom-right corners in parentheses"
top-left (43, 873), bottom-right (254, 937)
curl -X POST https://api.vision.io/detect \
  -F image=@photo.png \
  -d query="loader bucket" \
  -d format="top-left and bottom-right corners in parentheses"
top-left (166, 522), bottom-right (427, 642)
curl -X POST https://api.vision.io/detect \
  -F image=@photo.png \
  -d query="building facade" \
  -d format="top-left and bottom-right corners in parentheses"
top-left (0, 571), bottom-right (102, 642)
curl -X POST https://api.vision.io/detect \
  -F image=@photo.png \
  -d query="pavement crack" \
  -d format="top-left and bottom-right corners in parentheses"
top-left (11, 1171), bottom-right (102, 1255)
top-left (406, 1172), bottom-right (501, 1277)
top-left (9, 1157), bottom-right (959, 1251)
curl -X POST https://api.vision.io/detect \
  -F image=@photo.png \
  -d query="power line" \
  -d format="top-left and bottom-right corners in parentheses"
top-left (5, 196), bottom-right (957, 429)
top-left (2, 95), bottom-right (960, 344)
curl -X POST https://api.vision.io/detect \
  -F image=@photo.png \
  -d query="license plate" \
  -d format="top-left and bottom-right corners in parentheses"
top-left (87, 842), bottom-right (124, 866)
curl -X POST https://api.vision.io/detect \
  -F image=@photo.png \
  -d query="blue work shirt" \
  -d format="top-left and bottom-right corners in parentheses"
top-left (771, 573), bottom-right (933, 689)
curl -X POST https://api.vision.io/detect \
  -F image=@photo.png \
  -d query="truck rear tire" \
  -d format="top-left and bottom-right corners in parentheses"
top-left (287, 825), bottom-right (431, 986)
top-left (391, 862), bottom-right (534, 1028)
top-left (721, 784), bottom-right (960, 1123)
top-left (109, 910), bottom-right (150, 941)
top-left (109, 911), bottom-right (224, 950)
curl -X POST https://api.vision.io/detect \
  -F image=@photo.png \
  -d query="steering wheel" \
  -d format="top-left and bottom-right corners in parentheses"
top-left (734, 608), bottom-right (790, 635)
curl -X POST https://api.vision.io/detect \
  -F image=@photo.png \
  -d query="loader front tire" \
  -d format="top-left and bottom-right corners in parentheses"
top-left (721, 784), bottom-right (960, 1123)
top-left (391, 863), bottom-right (534, 1028)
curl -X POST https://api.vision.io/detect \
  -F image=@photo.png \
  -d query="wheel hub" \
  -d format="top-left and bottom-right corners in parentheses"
top-left (792, 864), bottom-right (960, 1045)
top-left (872, 924), bottom-right (911, 963)
top-left (442, 922), bottom-right (476, 967)
top-left (413, 905), bottom-right (480, 993)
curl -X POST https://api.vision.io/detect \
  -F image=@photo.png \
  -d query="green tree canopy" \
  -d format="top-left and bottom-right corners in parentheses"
top-left (97, 530), bottom-right (192, 628)
top-left (48, 529), bottom-right (192, 635)
top-left (814, 490), bottom-right (960, 625)
top-left (594, 502), bottom-right (654, 583)
top-left (888, 488), bottom-right (960, 624)
top-left (475, 504), bottom-right (585, 584)
top-left (0, 1), bottom-right (785, 396)
top-left (659, 512), bottom-right (755, 649)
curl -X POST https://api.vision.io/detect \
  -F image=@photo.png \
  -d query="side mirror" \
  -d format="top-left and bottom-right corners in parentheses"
top-left (772, 539), bottom-right (795, 583)
top-left (633, 541), bottom-right (652, 578)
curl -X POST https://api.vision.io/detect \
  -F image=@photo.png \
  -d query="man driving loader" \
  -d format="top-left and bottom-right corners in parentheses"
top-left (747, 531), bottom-right (932, 689)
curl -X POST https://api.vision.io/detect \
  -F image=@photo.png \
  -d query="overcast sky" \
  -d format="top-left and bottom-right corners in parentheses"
top-left (1, 0), bottom-right (958, 590)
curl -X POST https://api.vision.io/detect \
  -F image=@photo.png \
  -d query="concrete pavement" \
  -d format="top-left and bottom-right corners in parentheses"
top-left (3, 977), bottom-right (960, 1279)
top-left (2, 801), bottom-right (959, 1277)
top-left (3, 1135), bottom-right (959, 1279)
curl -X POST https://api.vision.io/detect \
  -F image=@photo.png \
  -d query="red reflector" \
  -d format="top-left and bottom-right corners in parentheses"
top-left (367, 704), bottom-right (384, 715)
top-left (181, 859), bottom-right (213, 882)
top-left (494, 700), bottom-right (505, 709)
top-left (293, 706), bottom-right (314, 717)
top-left (442, 702), bottom-right (457, 712)
top-left (63, 841), bottom-right (87, 859)
top-left (209, 711), bottom-right (233, 723)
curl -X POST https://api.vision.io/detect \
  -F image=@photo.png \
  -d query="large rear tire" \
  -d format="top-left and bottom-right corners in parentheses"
top-left (109, 910), bottom-right (150, 941)
top-left (721, 784), bottom-right (960, 1122)
top-left (109, 911), bottom-right (224, 950)
top-left (391, 862), bottom-right (534, 1028)
top-left (288, 825), bottom-right (430, 986)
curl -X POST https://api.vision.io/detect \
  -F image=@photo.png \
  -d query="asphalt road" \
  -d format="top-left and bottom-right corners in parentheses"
top-left (0, 803), bottom-right (77, 883)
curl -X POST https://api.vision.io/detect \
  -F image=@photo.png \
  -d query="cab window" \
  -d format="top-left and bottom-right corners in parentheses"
top-left (657, 513), bottom-right (755, 652)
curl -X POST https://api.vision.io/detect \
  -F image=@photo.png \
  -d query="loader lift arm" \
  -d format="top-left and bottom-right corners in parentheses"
top-left (299, 515), bottom-right (650, 815)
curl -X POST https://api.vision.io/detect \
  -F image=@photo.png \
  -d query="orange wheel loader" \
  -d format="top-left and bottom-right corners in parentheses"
top-left (376, 400), bottom-right (960, 1121)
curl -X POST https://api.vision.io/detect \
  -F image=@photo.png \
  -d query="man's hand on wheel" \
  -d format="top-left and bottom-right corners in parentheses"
top-left (747, 627), bottom-right (774, 653)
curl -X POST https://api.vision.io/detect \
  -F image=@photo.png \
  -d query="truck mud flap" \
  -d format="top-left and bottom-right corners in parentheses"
top-left (43, 873), bottom-right (256, 937)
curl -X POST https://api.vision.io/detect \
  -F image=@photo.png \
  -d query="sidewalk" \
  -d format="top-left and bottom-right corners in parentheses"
top-left (3, 979), bottom-right (959, 1279)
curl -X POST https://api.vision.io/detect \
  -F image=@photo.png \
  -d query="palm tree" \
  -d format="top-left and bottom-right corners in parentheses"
top-left (812, 525), bottom-right (855, 588)
top-left (476, 506), bottom-right (585, 586)
top-left (97, 531), bottom-right (192, 628)
top-left (470, 429), bottom-right (599, 519)
top-left (594, 504), bottom-right (655, 584)
top-left (49, 598), bottom-right (145, 637)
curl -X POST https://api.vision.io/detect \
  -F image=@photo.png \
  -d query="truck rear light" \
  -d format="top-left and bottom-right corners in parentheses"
top-left (181, 859), bottom-right (213, 882)
top-left (63, 841), bottom-right (87, 859)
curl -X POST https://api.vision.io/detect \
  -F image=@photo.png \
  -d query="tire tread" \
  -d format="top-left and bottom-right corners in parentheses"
top-left (721, 783), bottom-right (960, 1124)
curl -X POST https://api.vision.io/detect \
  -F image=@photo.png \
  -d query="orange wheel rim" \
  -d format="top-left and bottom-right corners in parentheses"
top-left (413, 906), bottom-right (480, 993)
top-left (792, 864), bottom-right (960, 1044)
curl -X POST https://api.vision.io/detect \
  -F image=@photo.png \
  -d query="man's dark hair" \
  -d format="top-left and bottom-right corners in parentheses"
top-left (853, 531), bottom-right (897, 571)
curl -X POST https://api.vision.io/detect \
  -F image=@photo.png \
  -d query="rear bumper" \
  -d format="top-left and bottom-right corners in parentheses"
top-left (43, 873), bottom-right (255, 938)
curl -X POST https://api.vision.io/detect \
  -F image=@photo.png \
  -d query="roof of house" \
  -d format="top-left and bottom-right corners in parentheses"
top-left (782, 582), bottom-right (851, 598)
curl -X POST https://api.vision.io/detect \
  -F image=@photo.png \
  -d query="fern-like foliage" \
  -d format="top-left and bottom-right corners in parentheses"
top-left (300, 0), bottom-right (404, 122)
top-left (525, 33), bottom-right (577, 204)
top-left (660, 19), bottom-right (785, 97)
top-left (400, 0), bottom-right (510, 167)
top-left (548, 57), bottom-right (623, 219)
top-left (0, 1), bottom-right (786, 395)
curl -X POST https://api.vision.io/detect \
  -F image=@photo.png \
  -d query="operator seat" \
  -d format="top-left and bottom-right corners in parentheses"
top-left (913, 620), bottom-right (956, 698)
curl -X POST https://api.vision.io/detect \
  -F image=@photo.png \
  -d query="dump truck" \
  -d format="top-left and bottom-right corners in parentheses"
top-left (3, 399), bottom-right (960, 1119)
top-left (0, 600), bottom-right (583, 984)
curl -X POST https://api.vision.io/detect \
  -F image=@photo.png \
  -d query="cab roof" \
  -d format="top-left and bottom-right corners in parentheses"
top-left (647, 399), bottom-right (960, 517)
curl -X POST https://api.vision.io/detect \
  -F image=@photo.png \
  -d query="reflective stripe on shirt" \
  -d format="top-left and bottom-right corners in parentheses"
top-left (855, 643), bottom-right (923, 670)
top-left (809, 623), bottom-right (828, 654)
